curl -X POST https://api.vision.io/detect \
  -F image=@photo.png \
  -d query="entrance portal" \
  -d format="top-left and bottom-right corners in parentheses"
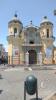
top-left (28, 50), bottom-right (37, 64)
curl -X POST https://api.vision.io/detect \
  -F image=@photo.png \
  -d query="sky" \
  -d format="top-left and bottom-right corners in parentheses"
top-left (0, 0), bottom-right (56, 51)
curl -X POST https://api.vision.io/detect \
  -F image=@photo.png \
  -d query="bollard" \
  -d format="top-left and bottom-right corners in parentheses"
top-left (24, 75), bottom-right (38, 100)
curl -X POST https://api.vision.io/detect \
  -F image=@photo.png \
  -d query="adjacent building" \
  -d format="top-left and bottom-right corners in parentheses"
top-left (0, 44), bottom-right (8, 63)
top-left (7, 14), bottom-right (56, 65)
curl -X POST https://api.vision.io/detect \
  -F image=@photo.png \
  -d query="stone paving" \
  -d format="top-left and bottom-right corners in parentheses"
top-left (0, 64), bottom-right (56, 100)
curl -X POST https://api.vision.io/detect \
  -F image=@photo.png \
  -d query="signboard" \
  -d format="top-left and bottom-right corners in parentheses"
top-left (13, 47), bottom-right (19, 56)
top-left (46, 48), bottom-right (52, 58)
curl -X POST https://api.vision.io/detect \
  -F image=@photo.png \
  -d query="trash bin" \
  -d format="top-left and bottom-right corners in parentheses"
top-left (25, 75), bottom-right (37, 95)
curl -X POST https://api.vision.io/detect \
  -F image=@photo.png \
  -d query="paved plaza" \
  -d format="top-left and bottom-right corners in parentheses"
top-left (0, 65), bottom-right (56, 100)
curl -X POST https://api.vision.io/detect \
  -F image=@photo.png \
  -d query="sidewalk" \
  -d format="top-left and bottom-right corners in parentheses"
top-left (0, 64), bottom-right (56, 71)
top-left (24, 64), bottom-right (56, 70)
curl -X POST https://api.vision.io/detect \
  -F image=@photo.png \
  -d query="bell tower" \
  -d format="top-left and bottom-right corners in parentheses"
top-left (7, 14), bottom-right (23, 65)
top-left (8, 13), bottom-right (23, 36)
top-left (40, 16), bottom-right (54, 48)
top-left (40, 16), bottom-right (53, 39)
top-left (40, 16), bottom-right (55, 64)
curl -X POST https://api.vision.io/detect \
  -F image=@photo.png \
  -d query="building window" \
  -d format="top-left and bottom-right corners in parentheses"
top-left (42, 32), bottom-right (45, 37)
top-left (47, 29), bottom-right (49, 38)
top-left (14, 28), bottom-right (17, 36)
top-left (30, 41), bottom-right (34, 44)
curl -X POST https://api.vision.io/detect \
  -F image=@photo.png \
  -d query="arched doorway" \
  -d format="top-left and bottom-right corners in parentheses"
top-left (28, 50), bottom-right (37, 64)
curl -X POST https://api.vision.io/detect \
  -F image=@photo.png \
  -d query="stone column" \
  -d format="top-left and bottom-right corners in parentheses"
top-left (38, 52), bottom-right (42, 65)
top-left (25, 51), bottom-right (29, 66)
top-left (39, 52), bottom-right (42, 65)
top-left (37, 53), bottom-right (39, 65)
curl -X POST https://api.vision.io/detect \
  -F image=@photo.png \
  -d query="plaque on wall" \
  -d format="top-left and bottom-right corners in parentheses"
top-left (13, 47), bottom-right (19, 56)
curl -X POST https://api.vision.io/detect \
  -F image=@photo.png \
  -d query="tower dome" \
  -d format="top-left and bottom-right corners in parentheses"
top-left (8, 14), bottom-right (23, 36)
top-left (40, 16), bottom-right (53, 26)
top-left (8, 13), bottom-right (23, 26)
top-left (40, 16), bottom-right (54, 41)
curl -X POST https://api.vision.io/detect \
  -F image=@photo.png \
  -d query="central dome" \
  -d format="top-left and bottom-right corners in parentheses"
top-left (25, 20), bottom-right (38, 31)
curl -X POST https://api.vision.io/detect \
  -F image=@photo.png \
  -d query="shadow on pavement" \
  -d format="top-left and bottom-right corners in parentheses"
top-left (0, 74), bottom-right (3, 79)
top-left (0, 90), bottom-right (3, 94)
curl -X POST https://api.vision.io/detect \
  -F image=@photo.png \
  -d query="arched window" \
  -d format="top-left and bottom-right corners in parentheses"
top-left (47, 29), bottom-right (49, 38)
top-left (14, 28), bottom-right (17, 36)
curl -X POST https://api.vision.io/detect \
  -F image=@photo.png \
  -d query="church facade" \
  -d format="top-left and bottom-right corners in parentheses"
top-left (7, 14), bottom-right (56, 65)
